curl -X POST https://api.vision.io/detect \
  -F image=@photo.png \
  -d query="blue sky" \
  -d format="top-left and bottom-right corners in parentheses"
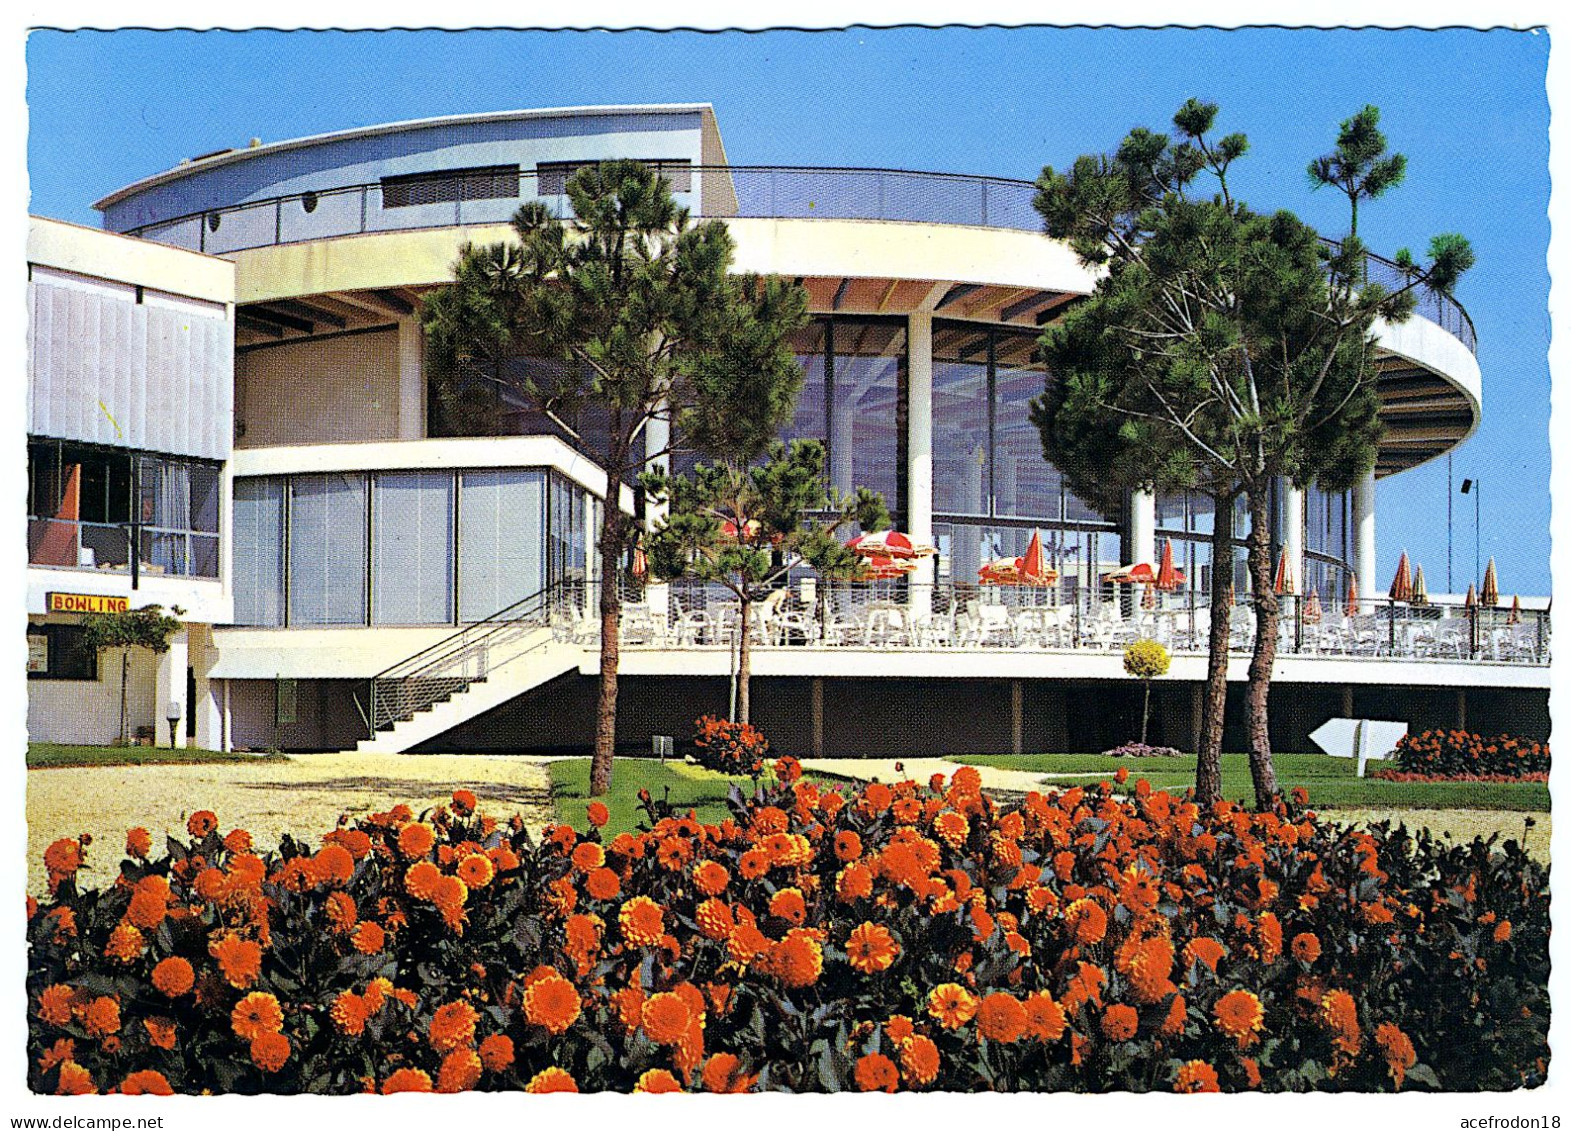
top-left (24, 26), bottom-right (1552, 594)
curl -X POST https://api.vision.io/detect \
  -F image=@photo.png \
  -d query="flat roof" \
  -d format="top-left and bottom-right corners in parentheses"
top-left (92, 103), bottom-right (720, 212)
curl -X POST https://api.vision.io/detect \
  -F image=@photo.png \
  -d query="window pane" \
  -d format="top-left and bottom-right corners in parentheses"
top-left (373, 472), bottom-right (455, 625)
top-left (233, 479), bottom-right (285, 626)
top-left (289, 474), bottom-right (367, 626)
top-left (995, 334), bottom-right (1068, 521)
top-left (458, 470), bottom-right (545, 621)
top-left (834, 320), bottom-right (905, 521)
top-left (933, 324), bottom-right (990, 517)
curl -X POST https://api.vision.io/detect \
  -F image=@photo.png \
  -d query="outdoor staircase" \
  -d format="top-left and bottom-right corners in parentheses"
top-left (353, 583), bottom-right (584, 754)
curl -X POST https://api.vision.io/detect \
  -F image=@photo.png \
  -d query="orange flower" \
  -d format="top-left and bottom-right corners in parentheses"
top-left (324, 891), bottom-right (358, 933)
top-left (37, 985), bottom-right (76, 1028)
top-left (104, 923), bottom-right (145, 963)
top-left (977, 992), bottom-right (1029, 1043)
top-left (56, 1062), bottom-right (96, 1096)
top-left (585, 867), bottom-right (621, 900)
top-left (151, 957), bottom-right (194, 998)
top-left (769, 930), bottom-right (824, 989)
top-left (1494, 920), bottom-right (1513, 943)
top-left (187, 811), bottom-right (217, 839)
top-left (523, 973), bottom-right (582, 1035)
top-left (1160, 994), bottom-right (1188, 1037)
top-left (382, 1068), bottom-right (434, 1094)
top-left (727, 922), bottom-right (770, 965)
top-left (429, 999), bottom-right (479, 1051)
top-left (1375, 1021), bottom-right (1417, 1089)
top-left (1241, 1056), bottom-right (1262, 1088)
top-left (1184, 936), bottom-right (1226, 973)
top-left (834, 830), bottom-right (863, 861)
top-left (330, 992), bottom-right (371, 1036)
top-left (478, 1033), bottom-right (515, 1072)
top-left (313, 843), bottom-right (355, 887)
top-left (1213, 990), bottom-right (1265, 1048)
top-left (769, 887), bottom-right (807, 925)
top-left (586, 801), bottom-right (610, 828)
top-left (846, 922), bottom-right (900, 974)
top-left (1064, 898), bottom-right (1108, 945)
top-left (634, 1068), bottom-right (683, 1093)
top-left (933, 811), bottom-right (969, 849)
top-left (642, 991), bottom-right (692, 1045)
top-left (44, 838), bottom-right (84, 882)
top-left (619, 896), bottom-right (665, 947)
top-left (1024, 991), bottom-right (1067, 1042)
top-left (125, 827), bottom-right (152, 859)
top-left (885, 1015), bottom-right (916, 1045)
top-left (900, 1034), bottom-right (941, 1087)
top-left (451, 788), bottom-right (478, 815)
top-left (525, 1067), bottom-right (579, 1093)
top-left (836, 863), bottom-right (874, 902)
top-left (437, 1047), bottom-right (483, 1093)
top-left (250, 1031), bottom-right (290, 1073)
top-left (702, 1052), bottom-right (756, 1094)
top-left (693, 859), bottom-right (730, 896)
top-left (696, 898), bottom-right (735, 940)
top-left (38, 1037), bottom-right (75, 1072)
top-left (398, 822), bottom-right (436, 858)
top-left (1100, 1003), bottom-right (1139, 1042)
top-left (224, 828), bottom-right (254, 854)
top-left (231, 991), bottom-right (285, 1040)
top-left (351, 920), bottom-right (386, 955)
top-left (83, 996), bottom-right (120, 1039)
top-left (1174, 1060), bottom-right (1221, 1093)
top-left (854, 1052), bottom-right (899, 1093)
top-left (1319, 989), bottom-right (1362, 1056)
top-left (1062, 962), bottom-right (1106, 1015)
top-left (120, 1069), bottom-right (174, 1095)
top-left (209, 935), bottom-right (262, 988)
top-left (571, 841), bottom-right (606, 872)
top-left (456, 853), bottom-right (494, 890)
top-left (928, 983), bottom-right (979, 1030)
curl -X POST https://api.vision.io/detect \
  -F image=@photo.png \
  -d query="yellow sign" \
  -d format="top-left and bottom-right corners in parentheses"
top-left (47, 592), bottom-right (130, 615)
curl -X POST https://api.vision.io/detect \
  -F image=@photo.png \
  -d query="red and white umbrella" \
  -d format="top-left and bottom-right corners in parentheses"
top-left (1156, 539), bottom-right (1186, 591)
top-left (1304, 586), bottom-right (1323, 624)
top-left (1273, 549), bottom-right (1295, 596)
top-left (847, 530), bottom-right (934, 559)
top-left (1343, 575), bottom-right (1359, 618)
top-left (979, 557), bottom-right (1023, 585)
top-left (859, 554), bottom-right (918, 581)
top-left (1104, 561), bottom-right (1158, 585)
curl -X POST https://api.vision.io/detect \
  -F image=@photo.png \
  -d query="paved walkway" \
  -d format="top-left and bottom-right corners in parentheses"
top-left (802, 758), bottom-right (1551, 862)
top-left (26, 753), bottom-right (554, 895)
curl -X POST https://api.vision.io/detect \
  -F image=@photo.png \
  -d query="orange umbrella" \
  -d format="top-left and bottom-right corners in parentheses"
top-left (1388, 551), bottom-right (1413, 603)
top-left (1022, 530), bottom-right (1047, 583)
top-left (1273, 549), bottom-right (1295, 596)
top-left (847, 530), bottom-right (935, 559)
top-left (1464, 583), bottom-right (1477, 610)
top-left (1105, 562), bottom-right (1157, 585)
top-left (1344, 575), bottom-right (1359, 618)
top-left (1304, 586), bottom-right (1323, 624)
top-left (631, 546), bottom-right (648, 581)
top-left (1156, 539), bottom-right (1186, 591)
top-left (1481, 557), bottom-right (1499, 607)
top-left (1508, 594), bottom-right (1522, 626)
top-left (860, 555), bottom-right (917, 580)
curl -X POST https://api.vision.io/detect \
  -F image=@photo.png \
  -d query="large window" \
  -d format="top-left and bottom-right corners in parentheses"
top-left (288, 474), bottom-right (368, 626)
top-left (26, 439), bottom-right (220, 578)
top-left (381, 166), bottom-right (520, 209)
top-left (458, 470), bottom-right (546, 622)
top-left (233, 479), bottom-right (285, 627)
top-left (373, 472), bottom-right (455, 625)
top-left (26, 623), bottom-right (97, 681)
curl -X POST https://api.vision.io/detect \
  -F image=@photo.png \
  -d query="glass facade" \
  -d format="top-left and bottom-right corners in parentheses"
top-left (1157, 484), bottom-right (1352, 600)
top-left (231, 468), bottom-right (594, 628)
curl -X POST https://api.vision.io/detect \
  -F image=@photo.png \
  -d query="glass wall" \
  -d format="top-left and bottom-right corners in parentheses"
top-left (231, 468), bottom-right (592, 628)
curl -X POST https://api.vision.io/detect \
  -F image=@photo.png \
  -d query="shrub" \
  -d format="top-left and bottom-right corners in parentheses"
top-left (1103, 743), bottom-right (1186, 759)
top-left (1122, 638), bottom-right (1172, 680)
top-left (1394, 730), bottom-right (1550, 780)
top-left (691, 715), bottom-right (770, 775)
top-left (27, 770), bottom-right (1548, 1094)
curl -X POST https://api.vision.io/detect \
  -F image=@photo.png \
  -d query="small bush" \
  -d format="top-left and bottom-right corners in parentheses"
top-left (691, 715), bottom-right (770, 775)
top-left (27, 766), bottom-right (1549, 1094)
top-left (1102, 743), bottom-right (1185, 759)
top-left (1122, 638), bottom-right (1171, 680)
top-left (1394, 730), bottom-right (1549, 780)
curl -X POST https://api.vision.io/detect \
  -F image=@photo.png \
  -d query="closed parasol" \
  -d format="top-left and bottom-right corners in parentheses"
top-left (1344, 575), bottom-right (1359, 618)
top-left (1304, 586), bottom-right (1323, 624)
top-left (1411, 564), bottom-right (1429, 607)
top-left (1388, 551), bottom-right (1413, 603)
top-left (1156, 539), bottom-right (1186, 591)
top-left (1273, 549), bottom-right (1295, 596)
top-left (1481, 557), bottom-right (1500, 607)
top-left (1509, 594), bottom-right (1522, 626)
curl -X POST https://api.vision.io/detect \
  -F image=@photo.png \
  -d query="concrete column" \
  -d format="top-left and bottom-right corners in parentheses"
top-left (1352, 469), bottom-right (1377, 610)
top-left (642, 403), bottom-right (671, 612)
top-left (190, 626), bottom-right (224, 751)
top-left (1128, 489), bottom-right (1156, 565)
top-left (830, 400), bottom-right (855, 496)
top-left (953, 445), bottom-right (985, 586)
top-left (907, 310), bottom-right (934, 614)
top-left (154, 629), bottom-right (189, 747)
top-left (1283, 482), bottom-right (1305, 598)
top-left (396, 318), bottom-right (425, 440)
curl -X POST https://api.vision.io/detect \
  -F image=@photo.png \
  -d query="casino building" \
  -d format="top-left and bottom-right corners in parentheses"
top-left (25, 104), bottom-right (1547, 756)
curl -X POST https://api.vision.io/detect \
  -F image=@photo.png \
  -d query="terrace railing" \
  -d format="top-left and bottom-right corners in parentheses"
top-left (119, 165), bottom-right (1474, 352)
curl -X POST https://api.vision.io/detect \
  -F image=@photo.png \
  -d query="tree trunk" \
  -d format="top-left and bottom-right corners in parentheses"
top-left (737, 595), bottom-right (753, 725)
top-left (590, 506), bottom-right (623, 797)
top-left (119, 648), bottom-right (131, 747)
top-left (1244, 486), bottom-right (1281, 808)
top-left (1196, 496), bottom-right (1234, 806)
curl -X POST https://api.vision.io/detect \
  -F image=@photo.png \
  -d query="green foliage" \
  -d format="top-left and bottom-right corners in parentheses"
top-left (1306, 105), bottom-right (1408, 236)
top-left (691, 715), bottom-right (771, 775)
top-left (1122, 638), bottom-right (1172, 680)
top-left (79, 604), bottom-right (184, 657)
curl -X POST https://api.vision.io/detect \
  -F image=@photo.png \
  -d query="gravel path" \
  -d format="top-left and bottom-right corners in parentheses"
top-left (26, 753), bottom-right (554, 896)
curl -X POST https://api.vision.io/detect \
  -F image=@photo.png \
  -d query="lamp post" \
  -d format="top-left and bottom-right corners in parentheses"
top-left (1460, 477), bottom-right (1481, 589)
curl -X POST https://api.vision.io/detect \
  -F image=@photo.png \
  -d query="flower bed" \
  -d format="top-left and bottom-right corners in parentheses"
top-left (1102, 743), bottom-right (1186, 759)
top-left (1394, 730), bottom-right (1550, 779)
top-left (1371, 770), bottom-right (1549, 785)
top-left (28, 767), bottom-right (1548, 1095)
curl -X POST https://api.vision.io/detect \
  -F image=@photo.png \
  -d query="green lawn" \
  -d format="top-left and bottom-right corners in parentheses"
top-left (957, 753), bottom-right (1550, 812)
top-left (549, 758), bottom-right (852, 835)
top-left (26, 743), bottom-right (290, 769)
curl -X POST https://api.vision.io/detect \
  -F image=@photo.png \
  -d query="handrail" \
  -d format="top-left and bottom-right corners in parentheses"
top-left (116, 163), bottom-right (1474, 354)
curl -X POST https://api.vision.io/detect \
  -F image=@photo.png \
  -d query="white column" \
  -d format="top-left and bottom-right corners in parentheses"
top-left (1128, 490), bottom-right (1156, 565)
top-left (954, 445), bottom-right (985, 585)
top-left (830, 399), bottom-right (855, 496)
top-left (154, 628), bottom-right (189, 747)
top-left (1353, 469), bottom-right (1377, 609)
top-left (396, 318), bottom-right (425, 440)
top-left (190, 626), bottom-right (224, 751)
top-left (1284, 482), bottom-right (1305, 597)
top-left (642, 403), bottom-right (671, 612)
top-left (906, 311), bottom-right (934, 614)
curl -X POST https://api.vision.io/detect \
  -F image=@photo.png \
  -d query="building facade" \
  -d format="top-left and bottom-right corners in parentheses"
top-left (25, 103), bottom-right (1542, 756)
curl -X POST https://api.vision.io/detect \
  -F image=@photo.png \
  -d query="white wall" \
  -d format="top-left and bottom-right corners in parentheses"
top-left (26, 643), bottom-right (159, 746)
top-left (237, 328), bottom-right (399, 448)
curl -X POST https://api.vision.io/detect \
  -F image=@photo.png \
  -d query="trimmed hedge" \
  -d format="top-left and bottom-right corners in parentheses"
top-left (1394, 730), bottom-right (1549, 780)
top-left (28, 767), bottom-right (1548, 1094)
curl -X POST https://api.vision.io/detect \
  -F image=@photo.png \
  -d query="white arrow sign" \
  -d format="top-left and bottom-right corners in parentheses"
top-left (1310, 718), bottom-right (1407, 777)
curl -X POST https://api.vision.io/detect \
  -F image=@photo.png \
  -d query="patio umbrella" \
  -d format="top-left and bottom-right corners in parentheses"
top-left (1388, 551), bottom-right (1413, 603)
top-left (631, 546), bottom-right (648, 581)
top-left (847, 530), bottom-right (935, 559)
top-left (1509, 594), bottom-right (1523, 626)
top-left (1344, 575), bottom-right (1359, 618)
top-left (1104, 562), bottom-right (1158, 585)
top-left (1481, 557), bottom-right (1500, 607)
top-left (1304, 586), bottom-right (1323, 624)
top-left (1273, 549), bottom-right (1295, 596)
top-left (860, 554), bottom-right (918, 581)
top-left (979, 557), bottom-right (1023, 585)
top-left (1155, 539), bottom-right (1187, 591)
top-left (1141, 582), bottom-right (1157, 609)
top-left (1464, 583), bottom-right (1477, 611)
top-left (1411, 564), bottom-right (1429, 607)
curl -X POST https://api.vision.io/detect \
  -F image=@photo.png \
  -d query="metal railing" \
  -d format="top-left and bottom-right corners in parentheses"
top-left (367, 577), bottom-right (569, 736)
top-left (595, 579), bottom-right (1546, 665)
top-left (119, 164), bottom-right (1474, 353)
